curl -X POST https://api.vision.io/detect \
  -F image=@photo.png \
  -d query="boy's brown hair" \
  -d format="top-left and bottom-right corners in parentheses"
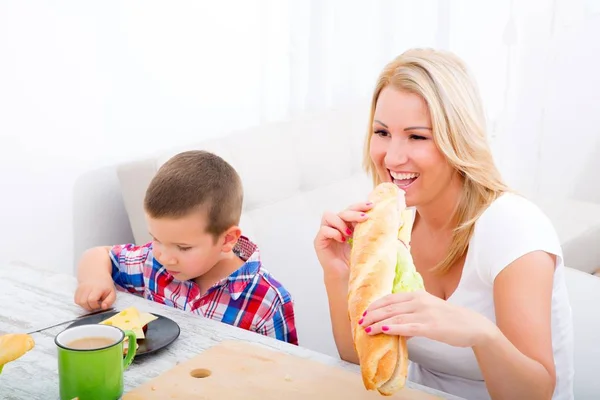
top-left (144, 150), bottom-right (244, 240)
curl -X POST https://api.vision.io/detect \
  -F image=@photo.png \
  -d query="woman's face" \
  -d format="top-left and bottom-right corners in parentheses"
top-left (369, 86), bottom-right (456, 207)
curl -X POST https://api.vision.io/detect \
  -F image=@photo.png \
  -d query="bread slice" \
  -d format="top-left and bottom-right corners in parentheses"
top-left (0, 333), bottom-right (35, 373)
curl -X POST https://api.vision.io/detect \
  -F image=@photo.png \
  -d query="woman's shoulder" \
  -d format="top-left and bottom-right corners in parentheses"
top-left (475, 191), bottom-right (555, 234)
top-left (470, 191), bottom-right (563, 282)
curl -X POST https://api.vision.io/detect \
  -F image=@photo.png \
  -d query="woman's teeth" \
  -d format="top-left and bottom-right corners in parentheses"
top-left (390, 172), bottom-right (419, 180)
top-left (390, 171), bottom-right (419, 188)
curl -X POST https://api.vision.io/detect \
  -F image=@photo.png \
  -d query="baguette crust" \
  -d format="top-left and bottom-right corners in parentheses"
top-left (348, 182), bottom-right (409, 395)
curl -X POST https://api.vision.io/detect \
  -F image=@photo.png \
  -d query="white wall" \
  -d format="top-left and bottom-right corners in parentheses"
top-left (494, 2), bottom-right (600, 202)
top-left (1, 0), bottom-right (600, 278)
top-left (0, 1), bottom-right (278, 273)
top-left (537, 10), bottom-right (600, 203)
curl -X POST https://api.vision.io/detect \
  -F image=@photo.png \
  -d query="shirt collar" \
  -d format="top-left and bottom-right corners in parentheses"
top-left (212, 235), bottom-right (262, 300)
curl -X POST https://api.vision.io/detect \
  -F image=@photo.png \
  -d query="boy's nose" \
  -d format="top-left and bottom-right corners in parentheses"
top-left (159, 255), bottom-right (177, 267)
top-left (162, 258), bottom-right (177, 267)
top-left (154, 248), bottom-right (176, 267)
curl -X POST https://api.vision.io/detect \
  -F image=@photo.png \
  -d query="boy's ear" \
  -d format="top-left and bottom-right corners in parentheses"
top-left (220, 225), bottom-right (242, 253)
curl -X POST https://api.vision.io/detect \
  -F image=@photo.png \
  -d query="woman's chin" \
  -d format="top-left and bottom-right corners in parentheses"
top-left (404, 194), bottom-right (417, 208)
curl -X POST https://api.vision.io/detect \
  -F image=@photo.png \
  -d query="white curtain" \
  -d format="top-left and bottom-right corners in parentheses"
top-left (258, 0), bottom-right (599, 203)
top-left (108, 0), bottom-right (600, 201)
top-left (1, 0), bottom-right (600, 273)
top-left (3, 0), bottom-right (593, 198)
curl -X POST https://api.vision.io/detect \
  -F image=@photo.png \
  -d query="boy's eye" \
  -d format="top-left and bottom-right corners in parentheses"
top-left (178, 246), bottom-right (192, 252)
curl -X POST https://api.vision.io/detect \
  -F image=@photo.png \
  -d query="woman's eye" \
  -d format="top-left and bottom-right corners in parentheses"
top-left (410, 134), bottom-right (427, 140)
top-left (374, 130), bottom-right (389, 137)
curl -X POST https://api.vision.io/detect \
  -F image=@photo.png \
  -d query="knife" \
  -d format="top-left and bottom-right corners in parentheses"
top-left (26, 307), bottom-right (116, 334)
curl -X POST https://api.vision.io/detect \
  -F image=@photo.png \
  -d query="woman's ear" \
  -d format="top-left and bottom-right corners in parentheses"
top-left (220, 226), bottom-right (242, 253)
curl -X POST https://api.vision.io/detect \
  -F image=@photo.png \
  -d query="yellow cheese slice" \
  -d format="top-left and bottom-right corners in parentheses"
top-left (139, 312), bottom-right (158, 328)
top-left (99, 307), bottom-right (156, 339)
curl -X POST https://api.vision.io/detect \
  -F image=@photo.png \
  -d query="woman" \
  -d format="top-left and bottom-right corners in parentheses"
top-left (314, 48), bottom-right (574, 400)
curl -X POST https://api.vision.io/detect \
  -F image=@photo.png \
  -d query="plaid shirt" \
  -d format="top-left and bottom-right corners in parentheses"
top-left (109, 236), bottom-right (298, 345)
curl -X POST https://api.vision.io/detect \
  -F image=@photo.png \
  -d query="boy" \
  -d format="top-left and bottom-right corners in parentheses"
top-left (74, 150), bottom-right (298, 346)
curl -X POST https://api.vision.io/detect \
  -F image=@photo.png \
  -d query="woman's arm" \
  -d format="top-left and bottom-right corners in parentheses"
top-left (473, 250), bottom-right (557, 400)
top-left (324, 277), bottom-right (359, 364)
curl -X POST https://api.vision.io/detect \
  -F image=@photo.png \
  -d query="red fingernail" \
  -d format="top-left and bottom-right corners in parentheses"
top-left (365, 326), bottom-right (372, 333)
top-left (341, 236), bottom-right (346, 242)
top-left (358, 318), bottom-right (363, 325)
top-left (363, 311), bottom-right (367, 316)
top-left (346, 228), bottom-right (352, 235)
top-left (366, 202), bottom-right (373, 206)
top-left (382, 326), bottom-right (389, 332)
top-left (360, 213), bottom-right (366, 217)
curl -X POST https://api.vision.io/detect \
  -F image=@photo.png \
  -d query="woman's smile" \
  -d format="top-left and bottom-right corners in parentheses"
top-left (389, 170), bottom-right (420, 189)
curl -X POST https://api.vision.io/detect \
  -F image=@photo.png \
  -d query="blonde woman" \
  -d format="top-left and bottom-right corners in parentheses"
top-left (314, 48), bottom-right (574, 400)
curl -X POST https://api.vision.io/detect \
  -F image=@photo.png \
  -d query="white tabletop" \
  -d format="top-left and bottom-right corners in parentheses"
top-left (0, 261), bottom-right (462, 399)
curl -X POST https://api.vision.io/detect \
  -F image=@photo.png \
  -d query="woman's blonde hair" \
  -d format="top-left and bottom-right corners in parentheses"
top-left (363, 48), bottom-right (510, 274)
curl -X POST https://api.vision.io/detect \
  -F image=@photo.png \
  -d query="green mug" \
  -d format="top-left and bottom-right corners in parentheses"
top-left (55, 324), bottom-right (137, 400)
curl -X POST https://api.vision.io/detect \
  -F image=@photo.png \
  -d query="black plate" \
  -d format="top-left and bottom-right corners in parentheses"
top-left (66, 310), bottom-right (180, 356)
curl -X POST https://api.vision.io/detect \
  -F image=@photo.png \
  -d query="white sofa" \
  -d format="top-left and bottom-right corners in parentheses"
top-left (564, 267), bottom-right (600, 398)
top-left (116, 103), bottom-right (600, 398)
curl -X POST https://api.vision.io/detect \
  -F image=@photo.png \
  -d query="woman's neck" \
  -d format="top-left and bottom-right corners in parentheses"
top-left (415, 173), bottom-right (463, 232)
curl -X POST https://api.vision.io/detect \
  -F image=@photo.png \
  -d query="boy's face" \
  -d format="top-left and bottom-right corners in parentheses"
top-left (145, 210), bottom-right (240, 281)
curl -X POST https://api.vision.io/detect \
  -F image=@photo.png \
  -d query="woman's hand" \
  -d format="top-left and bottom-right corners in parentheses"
top-left (360, 290), bottom-right (499, 348)
top-left (314, 201), bottom-right (373, 282)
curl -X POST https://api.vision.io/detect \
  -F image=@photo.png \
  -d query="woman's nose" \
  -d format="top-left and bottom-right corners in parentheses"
top-left (384, 138), bottom-right (409, 167)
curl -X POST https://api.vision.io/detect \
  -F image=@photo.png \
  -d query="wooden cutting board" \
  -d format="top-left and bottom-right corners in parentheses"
top-left (123, 340), bottom-right (441, 400)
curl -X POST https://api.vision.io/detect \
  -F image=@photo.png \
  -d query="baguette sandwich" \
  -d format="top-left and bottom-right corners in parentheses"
top-left (348, 182), bottom-right (425, 395)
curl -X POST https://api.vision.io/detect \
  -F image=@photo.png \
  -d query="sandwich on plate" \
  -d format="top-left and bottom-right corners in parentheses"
top-left (100, 306), bottom-right (157, 353)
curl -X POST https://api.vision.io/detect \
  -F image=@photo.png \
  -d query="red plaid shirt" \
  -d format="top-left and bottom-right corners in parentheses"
top-left (109, 236), bottom-right (298, 345)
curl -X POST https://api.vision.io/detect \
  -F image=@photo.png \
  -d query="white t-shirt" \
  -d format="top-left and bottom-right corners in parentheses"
top-left (406, 192), bottom-right (574, 400)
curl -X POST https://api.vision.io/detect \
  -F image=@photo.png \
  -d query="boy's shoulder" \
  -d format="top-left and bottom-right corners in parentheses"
top-left (109, 241), bottom-right (155, 265)
top-left (254, 265), bottom-right (294, 306)
top-left (229, 236), bottom-right (293, 306)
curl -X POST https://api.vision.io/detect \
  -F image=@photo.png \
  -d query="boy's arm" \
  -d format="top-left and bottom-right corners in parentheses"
top-left (106, 243), bottom-right (152, 296)
top-left (77, 246), bottom-right (113, 283)
top-left (75, 243), bottom-right (151, 310)
top-left (75, 246), bottom-right (116, 310)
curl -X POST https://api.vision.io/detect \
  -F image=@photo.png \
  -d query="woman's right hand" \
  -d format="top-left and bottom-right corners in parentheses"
top-left (314, 201), bottom-right (374, 283)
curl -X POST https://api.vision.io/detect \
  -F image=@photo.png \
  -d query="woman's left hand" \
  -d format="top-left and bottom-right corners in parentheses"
top-left (360, 290), bottom-right (498, 348)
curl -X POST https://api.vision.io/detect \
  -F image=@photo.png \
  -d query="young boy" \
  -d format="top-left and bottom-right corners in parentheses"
top-left (74, 150), bottom-right (298, 346)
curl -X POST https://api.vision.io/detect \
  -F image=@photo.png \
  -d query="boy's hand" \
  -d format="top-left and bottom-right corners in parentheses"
top-left (74, 277), bottom-right (116, 311)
